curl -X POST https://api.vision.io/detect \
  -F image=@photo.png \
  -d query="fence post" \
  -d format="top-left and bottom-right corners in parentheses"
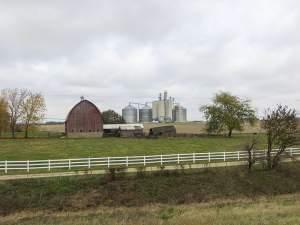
top-left (290, 148), bottom-right (293, 157)
top-left (238, 151), bottom-right (240, 160)
top-left (69, 159), bottom-right (71, 170)
top-left (193, 153), bottom-right (195, 163)
top-left (27, 160), bottom-right (30, 173)
top-left (48, 160), bottom-right (51, 171)
top-left (126, 156), bottom-right (129, 167)
top-left (88, 157), bottom-right (91, 169)
top-left (108, 157), bottom-right (110, 168)
top-left (161, 154), bottom-right (163, 165)
top-left (224, 152), bottom-right (226, 162)
top-left (5, 160), bottom-right (7, 174)
top-left (177, 154), bottom-right (180, 164)
top-left (144, 156), bottom-right (146, 166)
top-left (265, 150), bottom-right (267, 159)
top-left (208, 152), bottom-right (211, 162)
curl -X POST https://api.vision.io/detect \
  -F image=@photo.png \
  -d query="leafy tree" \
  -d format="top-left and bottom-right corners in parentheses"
top-left (0, 96), bottom-right (9, 136)
top-left (102, 110), bottom-right (125, 124)
top-left (262, 105), bottom-right (299, 169)
top-left (201, 92), bottom-right (256, 137)
top-left (2, 88), bottom-right (29, 138)
top-left (21, 92), bottom-right (46, 138)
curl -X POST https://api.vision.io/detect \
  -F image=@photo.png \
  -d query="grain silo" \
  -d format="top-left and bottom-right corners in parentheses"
top-left (152, 100), bottom-right (159, 121)
top-left (173, 105), bottom-right (187, 122)
top-left (122, 104), bottom-right (138, 123)
top-left (139, 105), bottom-right (152, 122)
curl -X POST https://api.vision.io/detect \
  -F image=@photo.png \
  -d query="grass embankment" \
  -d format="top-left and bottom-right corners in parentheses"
top-left (0, 162), bottom-right (300, 219)
top-left (0, 135), bottom-right (266, 160)
top-left (2, 194), bottom-right (300, 225)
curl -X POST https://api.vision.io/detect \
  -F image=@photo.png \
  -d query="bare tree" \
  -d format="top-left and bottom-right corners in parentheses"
top-left (262, 105), bottom-right (298, 169)
top-left (245, 135), bottom-right (257, 171)
top-left (0, 96), bottom-right (9, 136)
top-left (22, 92), bottom-right (46, 138)
top-left (2, 89), bottom-right (29, 138)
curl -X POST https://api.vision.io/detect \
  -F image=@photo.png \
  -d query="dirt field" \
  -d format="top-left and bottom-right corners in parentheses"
top-left (39, 124), bottom-right (65, 133)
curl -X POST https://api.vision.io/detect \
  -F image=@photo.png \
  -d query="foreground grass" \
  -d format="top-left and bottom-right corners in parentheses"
top-left (0, 134), bottom-right (266, 160)
top-left (2, 194), bottom-right (300, 225)
top-left (0, 162), bottom-right (300, 216)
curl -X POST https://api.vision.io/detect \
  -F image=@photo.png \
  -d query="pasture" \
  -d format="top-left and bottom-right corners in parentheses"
top-left (0, 135), bottom-right (266, 160)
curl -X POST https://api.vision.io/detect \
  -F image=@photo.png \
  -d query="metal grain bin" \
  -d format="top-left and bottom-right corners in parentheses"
top-left (122, 104), bottom-right (137, 123)
top-left (139, 105), bottom-right (152, 123)
top-left (173, 105), bottom-right (187, 122)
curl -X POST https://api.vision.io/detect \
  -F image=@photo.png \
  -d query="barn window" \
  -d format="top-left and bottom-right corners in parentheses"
top-left (80, 129), bottom-right (83, 133)
top-left (97, 129), bottom-right (100, 132)
top-left (71, 129), bottom-right (74, 133)
top-left (89, 130), bottom-right (91, 132)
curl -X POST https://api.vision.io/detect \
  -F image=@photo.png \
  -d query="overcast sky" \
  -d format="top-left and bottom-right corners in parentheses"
top-left (0, 0), bottom-right (299, 121)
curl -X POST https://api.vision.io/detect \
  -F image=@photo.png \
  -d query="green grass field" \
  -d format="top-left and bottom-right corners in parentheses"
top-left (1, 162), bottom-right (300, 224)
top-left (0, 134), bottom-right (267, 160)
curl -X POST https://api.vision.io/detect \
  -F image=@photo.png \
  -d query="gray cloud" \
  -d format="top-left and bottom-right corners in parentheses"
top-left (0, 0), bottom-right (300, 120)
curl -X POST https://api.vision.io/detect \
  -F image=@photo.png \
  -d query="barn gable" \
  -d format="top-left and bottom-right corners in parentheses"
top-left (65, 99), bottom-right (103, 137)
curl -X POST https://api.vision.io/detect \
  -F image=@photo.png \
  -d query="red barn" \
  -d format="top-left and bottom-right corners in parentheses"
top-left (65, 98), bottom-right (103, 137)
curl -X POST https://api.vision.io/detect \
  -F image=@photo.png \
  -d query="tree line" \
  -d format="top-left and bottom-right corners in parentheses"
top-left (0, 88), bottom-right (46, 138)
top-left (102, 109), bottom-right (125, 124)
top-left (201, 92), bottom-right (300, 170)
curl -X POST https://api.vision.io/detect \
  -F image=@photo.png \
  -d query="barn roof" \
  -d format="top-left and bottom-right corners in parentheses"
top-left (65, 99), bottom-right (101, 122)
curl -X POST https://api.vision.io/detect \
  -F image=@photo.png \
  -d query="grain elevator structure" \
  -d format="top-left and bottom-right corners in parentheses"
top-left (122, 91), bottom-right (187, 123)
top-left (152, 91), bottom-right (174, 122)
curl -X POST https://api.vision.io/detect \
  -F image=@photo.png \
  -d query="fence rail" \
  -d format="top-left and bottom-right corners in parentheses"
top-left (1, 148), bottom-right (300, 174)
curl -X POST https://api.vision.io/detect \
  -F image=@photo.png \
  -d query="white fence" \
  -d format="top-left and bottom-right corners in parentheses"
top-left (1, 148), bottom-right (300, 174)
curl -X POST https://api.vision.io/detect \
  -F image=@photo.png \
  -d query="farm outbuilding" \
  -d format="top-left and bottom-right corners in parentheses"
top-left (65, 98), bottom-right (103, 137)
top-left (103, 124), bottom-right (144, 137)
top-left (119, 124), bottom-right (144, 137)
top-left (149, 125), bottom-right (176, 137)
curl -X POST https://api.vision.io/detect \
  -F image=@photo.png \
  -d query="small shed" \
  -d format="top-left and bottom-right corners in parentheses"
top-left (149, 125), bottom-right (176, 137)
top-left (65, 98), bottom-right (103, 137)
